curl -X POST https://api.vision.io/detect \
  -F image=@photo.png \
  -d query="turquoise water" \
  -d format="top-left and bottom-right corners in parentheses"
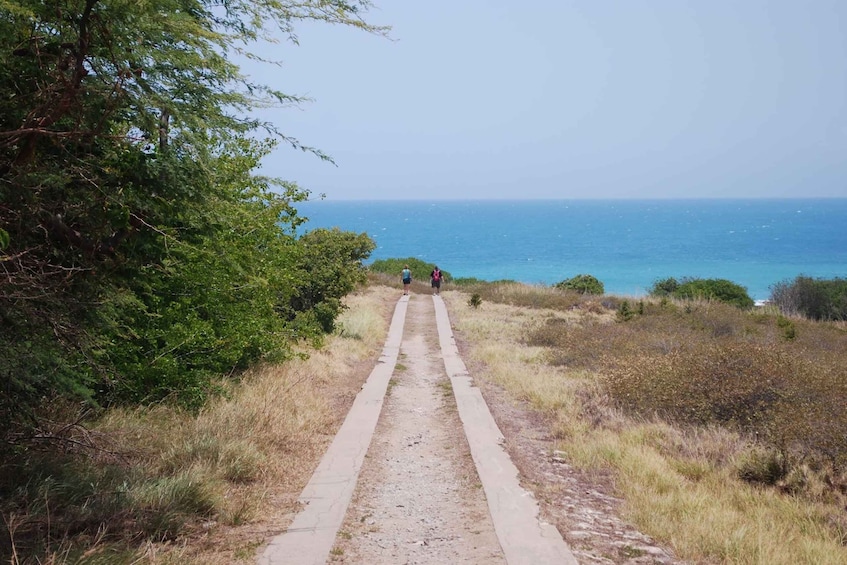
top-left (294, 199), bottom-right (847, 301)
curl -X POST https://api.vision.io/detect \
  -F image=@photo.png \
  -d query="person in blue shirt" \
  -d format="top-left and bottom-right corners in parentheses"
top-left (401, 264), bottom-right (412, 295)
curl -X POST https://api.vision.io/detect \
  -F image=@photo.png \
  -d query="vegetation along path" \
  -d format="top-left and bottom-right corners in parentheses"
top-left (259, 293), bottom-right (577, 564)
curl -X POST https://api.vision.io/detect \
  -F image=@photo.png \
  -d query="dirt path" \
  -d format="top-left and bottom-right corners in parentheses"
top-left (329, 295), bottom-right (505, 564)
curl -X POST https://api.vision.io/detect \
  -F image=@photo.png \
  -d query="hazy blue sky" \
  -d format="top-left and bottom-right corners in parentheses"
top-left (247, 1), bottom-right (847, 200)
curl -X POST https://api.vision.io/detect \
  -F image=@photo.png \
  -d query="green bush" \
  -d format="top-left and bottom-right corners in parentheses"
top-left (287, 228), bottom-right (375, 334)
top-left (453, 277), bottom-right (487, 286)
top-left (650, 277), bottom-right (754, 309)
top-left (617, 300), bottom-right (634, 322)
top-left (675, 278), bottom-right (754, 308)
top-left (368, 257), bottom-right (452, 282)
top-left (468, 293), bottom-right (483, 309)
top-left (771, 276), bottom-right (847, 321)
top-left (649, 277), bottom-right (680, 296)
top-left (554, 274), bottom-right (605, 295)
top-left (776, 316), bottom-right (797, 340)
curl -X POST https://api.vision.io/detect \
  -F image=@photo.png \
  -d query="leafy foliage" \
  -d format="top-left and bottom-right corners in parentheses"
top-left (468, 293), bottom-right (482, 309)
top-left (649, 277), bottom-right (754, 308)
top-left (368, 257), bottom-right (452, 282)
top-left (554, 273), bottom-right (605, 295)
top-left (286, 228), bottom-right (375, 334)
top-left (0, 1), bottom-right (385, 425)
top-left (649, 277), bottom-right (680, 296)
top-left (771, 276), bottom-right (847, 321)
top-left (616, 300), bottom-right (634, 321)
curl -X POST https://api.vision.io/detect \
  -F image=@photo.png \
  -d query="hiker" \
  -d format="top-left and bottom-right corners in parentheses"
top-left (430, 266), bottom-right (443, 295)
top-left (401, 264), bottom-right (412, 295)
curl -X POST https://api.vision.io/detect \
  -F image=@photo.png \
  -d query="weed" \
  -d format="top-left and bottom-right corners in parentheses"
top-left (468, 293), bottom-right (483, 308)
top-left (619, 545), bottom-right (647, 559)
top-left (736, 447), bottom-right (787, 486)
top-left (617, 300), bottom-right (634, 322)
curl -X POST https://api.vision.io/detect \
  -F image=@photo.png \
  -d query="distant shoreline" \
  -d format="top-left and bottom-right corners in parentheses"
top-left (298, 199), bottom-right (847, 302)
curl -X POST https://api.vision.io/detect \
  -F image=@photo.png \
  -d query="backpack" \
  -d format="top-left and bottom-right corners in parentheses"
top-left (432, 269), bottom-right (441, 281)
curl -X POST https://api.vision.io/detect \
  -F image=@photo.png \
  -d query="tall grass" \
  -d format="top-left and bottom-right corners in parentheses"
top-left (444, 287), bottom-right (847, 564)
top-left (0, 285), bottom-right (394, 564)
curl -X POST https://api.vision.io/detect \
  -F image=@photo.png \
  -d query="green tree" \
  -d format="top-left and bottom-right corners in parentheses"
top-left (287, 228), bottom-right (375, 334)
top-left (555, 274), bottom-right (605, 295)
top-left (0, 1), bottom-right (386, 421)
top-left (674, 278), bottom-right (754, 309)
top-left (649, 277), bottom-right (680, 296)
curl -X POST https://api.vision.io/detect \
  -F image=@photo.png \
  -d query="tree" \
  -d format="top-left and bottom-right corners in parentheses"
top-left (771, 276), bottom-right (847, 321)
top-left (555, 274), bottom-right (605, 295)
top-left (287, 228), bottom-right (375, 334)
top-left (674, 278), bottom-right (754, 309)
top-left (0, 1), bottom-right (387, 422)
top-left (649, 277), bottom-right (680, 296)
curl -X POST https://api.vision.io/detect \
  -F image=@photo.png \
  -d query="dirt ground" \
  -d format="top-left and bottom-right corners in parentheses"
top-left (329, 295), bottom-right (506, 564)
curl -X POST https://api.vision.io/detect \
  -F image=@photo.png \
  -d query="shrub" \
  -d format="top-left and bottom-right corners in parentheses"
top-left (649, 277), bottom-right (680, 296)
top-left (664, 277), bottom-right (754, 309)
top-left (468, 293), bottom-right (483, 309)
top-left (472, 282), bottom-right (588, 311)
top-left (776, 316), bottom-right (797, 340)
top-left (605, 343), bottom-right (792, 428)
top-left (453, 277), bottom-right (486, 286)
top-left (554, 274), bottom-right (605, 295)
top-left (771, 276), bottom-right (847, 321)
top-left (736, 447), bottom-right (787, 486)
top-left (368, 257), bottom-right (452, 283)
top-left (288, 228), bottom-right (375, 334)
top-left (617, 300), bottom-right (634, 322)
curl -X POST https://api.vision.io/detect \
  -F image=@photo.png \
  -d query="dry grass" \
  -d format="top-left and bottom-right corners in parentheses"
top-left (1, 285), bottom-right (396, 565)
top-left (6, 281), bottom-right (845, 563)
top-left (443, 287), bottom-right (847, 564)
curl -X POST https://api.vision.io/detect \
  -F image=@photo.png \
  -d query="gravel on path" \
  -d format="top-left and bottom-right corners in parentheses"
top-left (329, 295), bottom-right (506, 564)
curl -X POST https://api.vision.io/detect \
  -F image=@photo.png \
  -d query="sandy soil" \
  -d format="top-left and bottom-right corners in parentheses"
top-left (329, 295), bottom-right (506, 564)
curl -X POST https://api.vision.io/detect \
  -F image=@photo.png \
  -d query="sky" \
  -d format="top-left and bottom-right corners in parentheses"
top-left (243, 0), bottom-right (847, 200)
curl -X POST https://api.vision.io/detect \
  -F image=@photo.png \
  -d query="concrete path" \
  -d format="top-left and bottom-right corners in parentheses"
top-left (258, 296), bottom-right (409, 565)
top-left (432, 295), bottom-right (577, 565)
top-left (259, 294), bottom-right (577, 564)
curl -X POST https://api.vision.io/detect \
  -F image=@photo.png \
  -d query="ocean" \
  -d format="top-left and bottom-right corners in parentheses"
top-left (293, 199), bottom-right (847, 301)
